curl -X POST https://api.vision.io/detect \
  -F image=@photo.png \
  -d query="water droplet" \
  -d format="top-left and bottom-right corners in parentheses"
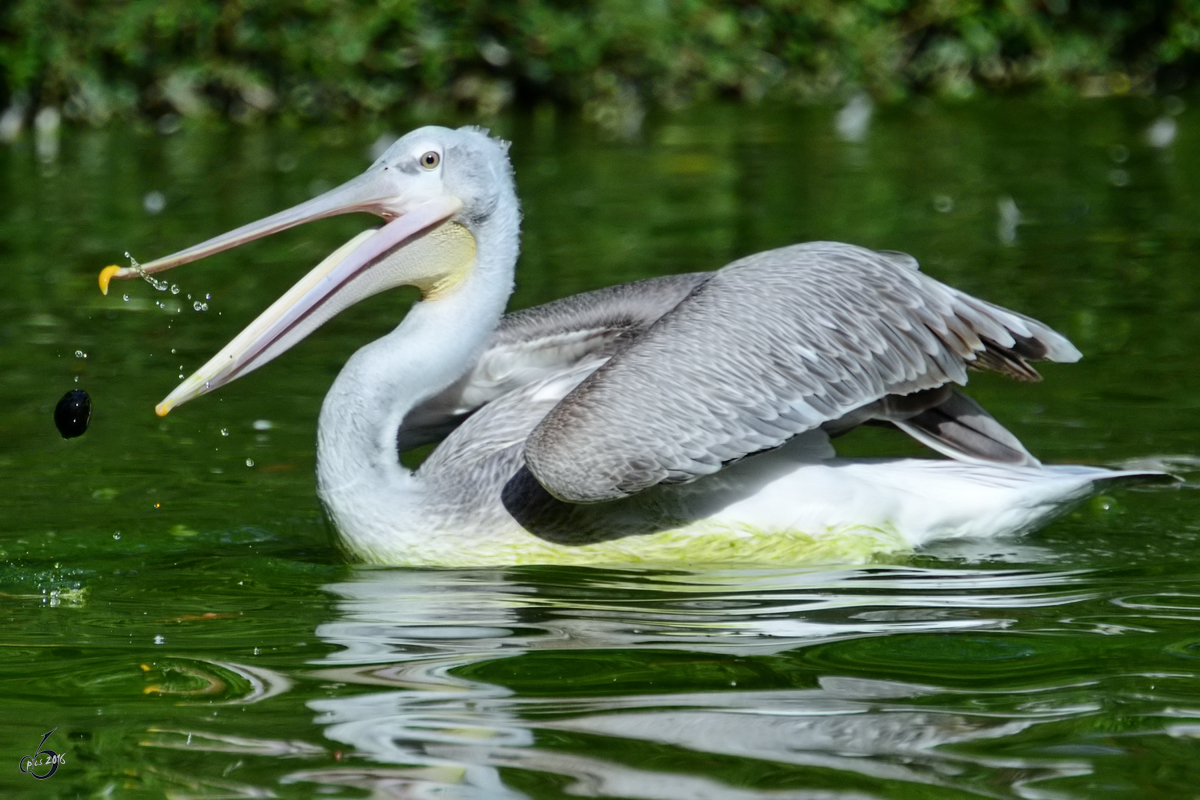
top-left (193, 301), bottom-right (208, 311)
top-left (154, 634), bottom-right (165, 645)
top-left (124, 252), bottom-right (171, 292)
top-left (204, 381), bottom-right (211, 389)
top-left (74, 350), bottom-right (86, 358)
top-left (74, 375), bottom-right (78, 383)
top-left (122, 294), bottom-right (129, 302)
top-left (205, 293), bottom-right (211, 300)
top-left (253, 646), bottom-right (261, 655)
top-left (252, 419), bottom-right (273, 431)
top-left (220, 428), bottom-right (229, 437)
top-left (112, 532), bottom-right (121, 540)
top-left (170, 284), bottom-right (180, 295)
top-left (170, 348), bottom-right (176, 354)
top-left (246, 459), bottom-right (254, 468)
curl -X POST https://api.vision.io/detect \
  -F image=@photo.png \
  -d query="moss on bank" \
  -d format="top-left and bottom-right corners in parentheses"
top-left (2, 0), bottom-right (1200, 130)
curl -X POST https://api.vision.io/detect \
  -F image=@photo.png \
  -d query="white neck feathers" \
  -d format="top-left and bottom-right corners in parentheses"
top-left (315, 193), bottom-right (520, 547)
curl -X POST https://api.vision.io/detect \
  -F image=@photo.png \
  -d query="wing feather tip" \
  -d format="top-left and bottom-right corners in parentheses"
top-left (524, 429), bottom-right (625, 505)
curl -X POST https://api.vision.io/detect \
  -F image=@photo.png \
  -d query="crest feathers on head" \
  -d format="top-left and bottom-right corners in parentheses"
top-left (460, 125), bottom-right (511, 153)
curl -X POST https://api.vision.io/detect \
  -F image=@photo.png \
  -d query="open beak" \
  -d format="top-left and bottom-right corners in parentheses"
top-left (102, 165), bottom-right (474, 416)
top-left (99, 166), bottom-right (418, 291)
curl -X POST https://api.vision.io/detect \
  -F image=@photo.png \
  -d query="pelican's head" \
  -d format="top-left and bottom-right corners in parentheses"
top-left (361, 124), bottom-right (517, 231)
top-left (100, 125), bottom-right (517, 416)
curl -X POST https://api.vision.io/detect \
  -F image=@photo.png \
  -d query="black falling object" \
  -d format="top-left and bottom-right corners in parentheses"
top-left (55, 389), bottom-right (91, 439)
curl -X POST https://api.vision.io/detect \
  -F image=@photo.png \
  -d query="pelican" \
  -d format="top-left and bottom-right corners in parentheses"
top-left (100, 126), bottom-right (1156, 566)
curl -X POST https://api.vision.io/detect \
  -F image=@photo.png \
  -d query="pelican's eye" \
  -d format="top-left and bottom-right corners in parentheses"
top-left (420, 151), bottom-right (441, 170)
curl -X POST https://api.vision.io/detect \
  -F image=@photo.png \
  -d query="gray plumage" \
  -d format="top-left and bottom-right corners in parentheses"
top-left (399, 240), bottom-right (1078, 508)
top-left (515, 242), bottom-right (1080, 503)
top-left (398, 273), bottom-right (708, 449)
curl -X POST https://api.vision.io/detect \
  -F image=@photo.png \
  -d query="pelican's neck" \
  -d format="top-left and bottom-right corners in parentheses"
top-left (316, 201), bottom-right (519, 546)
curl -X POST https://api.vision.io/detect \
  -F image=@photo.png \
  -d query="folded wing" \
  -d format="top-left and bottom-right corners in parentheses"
top-left (524, 242), bottom-right (1081, 503)
top-left (398, 273), bottom-right (708, 449)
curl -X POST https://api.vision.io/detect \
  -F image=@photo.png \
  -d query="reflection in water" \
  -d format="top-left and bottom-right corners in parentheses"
top-left (285, 566), bottom-right (1108, 797)
top-left (6, 100), bottom-right (1200, 797)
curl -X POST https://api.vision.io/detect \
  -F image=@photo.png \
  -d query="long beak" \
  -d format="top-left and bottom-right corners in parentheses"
top-left (99, 166), bottom-right (410, 293)
top-left (155, 194), bottom-right (470, 416)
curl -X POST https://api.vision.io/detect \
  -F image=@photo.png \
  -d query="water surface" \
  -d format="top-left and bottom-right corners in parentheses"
top-left (1, 100), bottom-right (1198, 797)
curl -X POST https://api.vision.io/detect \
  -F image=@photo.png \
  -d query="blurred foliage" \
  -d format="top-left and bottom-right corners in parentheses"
top-left (3, 0), bottom-right (1200, 130)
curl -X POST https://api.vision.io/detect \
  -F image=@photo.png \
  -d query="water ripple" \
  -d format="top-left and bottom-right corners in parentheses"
top-left (255, 565), bottom-right (1200, 796)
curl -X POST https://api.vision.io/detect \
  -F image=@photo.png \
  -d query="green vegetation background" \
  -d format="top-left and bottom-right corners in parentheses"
top-left (3, 0), bottom-right (1200, 128)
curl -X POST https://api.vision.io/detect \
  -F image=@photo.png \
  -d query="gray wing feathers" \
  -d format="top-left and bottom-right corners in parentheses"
top-left (892, 389), bottom-right (1039, 466)
top-left (417, 360), bottom-right (603, 520)
top-left (491, 273), bottom-right (710, 348)
top-left (526, 242), bottom-right (1079, 503)
top-left (398, 273), bottom-right (709, 450)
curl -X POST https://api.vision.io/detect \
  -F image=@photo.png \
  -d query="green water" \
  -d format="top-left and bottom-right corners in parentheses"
top-left (2, 100), bottom-right (1199, 797)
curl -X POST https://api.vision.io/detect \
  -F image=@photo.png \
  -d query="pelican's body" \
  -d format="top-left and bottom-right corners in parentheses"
top-left (103, 126), bottom-right (1158, 566)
